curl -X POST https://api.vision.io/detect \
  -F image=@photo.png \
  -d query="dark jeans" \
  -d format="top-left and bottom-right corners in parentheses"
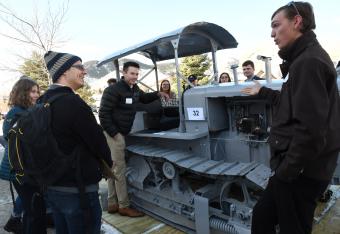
top-left (46, 189), bottom-right (102, 234)
top-left (13, 181), bottom-right (47, 234)
top-left (251, 175), bottom-right (328, 234)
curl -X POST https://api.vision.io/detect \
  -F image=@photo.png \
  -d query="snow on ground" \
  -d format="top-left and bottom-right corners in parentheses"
top-left (101, 221), bottom-right (121, 234)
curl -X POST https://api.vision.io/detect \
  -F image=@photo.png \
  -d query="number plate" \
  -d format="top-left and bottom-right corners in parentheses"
top-left (187, 107), bottom-right (204, 120)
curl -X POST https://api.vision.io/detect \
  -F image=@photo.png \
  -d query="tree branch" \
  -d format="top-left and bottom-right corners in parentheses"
top-left (0, 1), bottom-right (69, 53)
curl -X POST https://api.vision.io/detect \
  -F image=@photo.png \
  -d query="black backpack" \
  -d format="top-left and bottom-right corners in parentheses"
top-left (7, 93), bottom-right (73, 187)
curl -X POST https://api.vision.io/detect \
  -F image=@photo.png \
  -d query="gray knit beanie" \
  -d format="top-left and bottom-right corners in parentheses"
top-left (44, 51), bottom-right (82, 83)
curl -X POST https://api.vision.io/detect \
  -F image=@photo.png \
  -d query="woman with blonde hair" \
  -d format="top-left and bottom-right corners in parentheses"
top-left (159, 79), bottom-right (177, 107)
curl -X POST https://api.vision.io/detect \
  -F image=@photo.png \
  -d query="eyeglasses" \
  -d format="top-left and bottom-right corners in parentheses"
top-left (287, 1), bottom-right (301, 16)
top-left (71, 64), bottom-right (85, 71)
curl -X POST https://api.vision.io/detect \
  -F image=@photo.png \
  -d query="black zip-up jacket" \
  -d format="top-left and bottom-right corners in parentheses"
top-left (258, 31), bottom-right (340, 182)
top-left (99, 79), bottom-right (159, 137)
top-left (39, 85), bottom-right (113, 187)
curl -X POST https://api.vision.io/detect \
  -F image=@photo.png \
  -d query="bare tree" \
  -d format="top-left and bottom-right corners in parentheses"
top-left (0, 0), bottom-right (69, 54)
top-left (0, 1), bottom-right (95, 105)
top-left (0, 0), bottom-right (69, 82)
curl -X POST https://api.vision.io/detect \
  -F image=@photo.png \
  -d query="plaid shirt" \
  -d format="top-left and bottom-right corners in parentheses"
top-left (161, 92), bottom-right (178, 107)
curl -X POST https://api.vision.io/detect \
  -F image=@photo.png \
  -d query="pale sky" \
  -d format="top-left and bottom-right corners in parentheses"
top-left (0, 0), bottom-right (339, 89)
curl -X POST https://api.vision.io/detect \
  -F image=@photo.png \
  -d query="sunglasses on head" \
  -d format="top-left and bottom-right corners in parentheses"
top-left (287, 1), bottom-right (301, 16)
top-left (71, 64), bottom-right (85, 71)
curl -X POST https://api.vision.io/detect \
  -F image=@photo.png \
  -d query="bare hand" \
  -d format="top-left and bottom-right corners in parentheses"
top-left (113, 133), bottom-right (121, 140)
top-left (101, 159), bottom-right (117, 180)
top-left (158, 92), bottom-right (170, 101)
top-left (241, 80), bottom-right (262, 95)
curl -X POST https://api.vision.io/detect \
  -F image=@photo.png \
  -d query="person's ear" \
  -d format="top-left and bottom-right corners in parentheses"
top-left (294, 15), bottom-right (303, 31)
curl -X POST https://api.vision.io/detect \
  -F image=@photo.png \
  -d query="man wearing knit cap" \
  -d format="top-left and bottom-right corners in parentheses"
top-left (183, 74), bottom-right (198, 92)
top-left (188, 74), bottom-right (198, 86)
top-left (41, 51), bottom-right (113, 233)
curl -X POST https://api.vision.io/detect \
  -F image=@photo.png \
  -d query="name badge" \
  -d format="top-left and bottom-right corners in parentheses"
top-left (126, 98), bottom-right (133, 104)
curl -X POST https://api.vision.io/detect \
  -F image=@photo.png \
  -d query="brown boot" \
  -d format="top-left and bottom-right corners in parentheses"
top-left (107, 204), bottom-right (119, 214)
top-left (118, 207), bottom-right (144, 217)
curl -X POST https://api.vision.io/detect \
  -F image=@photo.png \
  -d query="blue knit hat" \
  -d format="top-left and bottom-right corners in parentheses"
top-left (188, 74), bottom-right (197, 82)
top-left (44, 51), bottom-right (82, 83)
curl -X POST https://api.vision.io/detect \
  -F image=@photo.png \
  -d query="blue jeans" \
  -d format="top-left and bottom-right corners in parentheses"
top-left (46, 189), bottom-right (102, 234)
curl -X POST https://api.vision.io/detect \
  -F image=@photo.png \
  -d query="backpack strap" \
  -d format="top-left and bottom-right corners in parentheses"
top-left (9, 181), bottom-right (16, 210)
top-left (75, 149), bottom-right (93, 234)
top-left (45, 93), bottom-right (69, 105)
